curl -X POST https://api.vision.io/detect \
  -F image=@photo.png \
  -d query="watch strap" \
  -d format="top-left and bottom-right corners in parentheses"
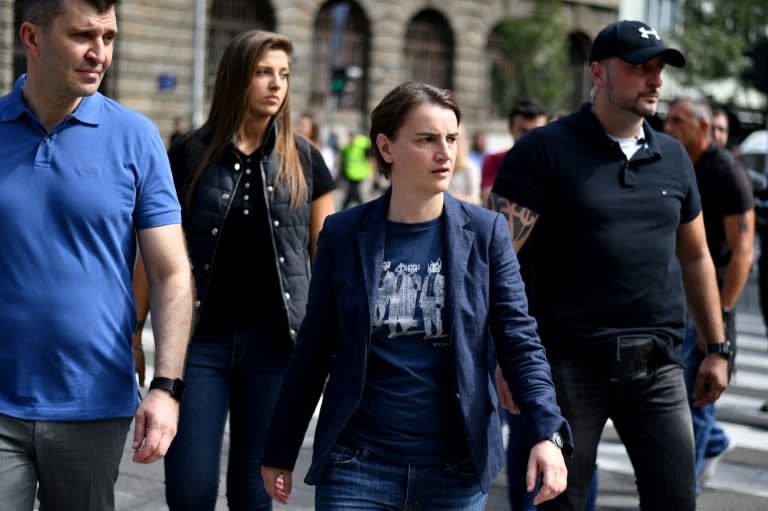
top-left (705, 340), bottom-right (732, 359)
top-left (549, 431), bottom-right (564, 449)
top-left (149, 377), bottom-right (185, 401)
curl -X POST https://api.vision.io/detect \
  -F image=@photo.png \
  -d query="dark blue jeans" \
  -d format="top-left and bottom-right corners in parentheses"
top-left (164, 333), bottom-right (291, 511)
top-left (539, 357), bottom-right (696, 511)
top-left (682, 317), bottom-right (730, 492)
top-left (315, 444), bottom-right (487, 511)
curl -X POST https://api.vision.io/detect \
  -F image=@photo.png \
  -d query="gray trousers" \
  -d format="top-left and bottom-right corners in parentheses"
top-left (0, 413), bottom-right (131, 511)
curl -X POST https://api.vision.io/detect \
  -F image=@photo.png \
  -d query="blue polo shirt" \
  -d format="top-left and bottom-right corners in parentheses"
top-left (0, 75), bottom-right (181, 420)
top-left (493, 103), bottom-right (701, 359)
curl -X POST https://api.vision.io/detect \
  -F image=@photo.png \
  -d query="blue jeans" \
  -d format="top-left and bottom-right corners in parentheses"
top-left (164, 333), bottom-right (291, 511)
top-left (682, 317), bottom-right (730, 491)
top-left (539, 357), bottom-right (696, 511)
top-left (504, 411), bottom-right (597, 511)
top-left (315, 444), bottom-right (488, 511)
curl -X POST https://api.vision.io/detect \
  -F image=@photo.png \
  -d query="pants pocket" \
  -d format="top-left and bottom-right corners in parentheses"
top-left (607, 336), bottom-right (657, 384)
top-left (444, 456), bottom-right (478, 479)
top-left (326, 443), bottom-right (367, 465)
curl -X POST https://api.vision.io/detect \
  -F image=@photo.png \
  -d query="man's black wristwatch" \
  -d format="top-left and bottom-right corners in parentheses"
top-left (704, 340), bottom-right (733, 360)
top-left (149, 377), bottom-right (185, 401)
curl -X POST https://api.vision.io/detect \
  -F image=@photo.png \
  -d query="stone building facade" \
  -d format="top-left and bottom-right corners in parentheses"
top-left (0, 0), bottom-right (619, 141)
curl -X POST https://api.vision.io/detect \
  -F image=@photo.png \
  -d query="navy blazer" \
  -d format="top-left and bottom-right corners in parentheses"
top-left (262, 191), bottom-right (571, 492)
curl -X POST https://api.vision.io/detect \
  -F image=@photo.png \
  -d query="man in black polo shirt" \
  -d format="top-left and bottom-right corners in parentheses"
top-left (665, 96), bottom-right (754, 491)
top-left (489, 20), bottom-right (729, 511)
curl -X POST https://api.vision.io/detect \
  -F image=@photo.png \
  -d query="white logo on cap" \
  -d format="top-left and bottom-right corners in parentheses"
top-left (638, 27), bottom-right (661, 40)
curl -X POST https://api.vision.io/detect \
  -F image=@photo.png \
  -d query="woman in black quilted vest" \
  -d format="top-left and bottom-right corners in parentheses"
top-left (134, 30), bottom-right (335, 511)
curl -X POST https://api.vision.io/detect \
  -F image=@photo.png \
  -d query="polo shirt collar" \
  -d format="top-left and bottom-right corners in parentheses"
top-left (637, 120), bottom-right (662, 158)
top-left (0, 73), bottom-right (104, 126)
top-left (69, 92), bottom-right (103, 126)
top-left (0, 75), bottom-right (28, 122)
top-left (575, 102), bottom-right (662, 160)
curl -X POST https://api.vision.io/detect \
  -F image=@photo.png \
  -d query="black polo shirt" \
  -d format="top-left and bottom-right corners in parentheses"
top-left (493, 103), bottom-right (701, 357)
top-left (695, 143), bottom-right (753, 271)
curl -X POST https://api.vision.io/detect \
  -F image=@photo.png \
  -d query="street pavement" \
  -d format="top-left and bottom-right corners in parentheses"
top-left (114, 280), bottom-right (768, 511)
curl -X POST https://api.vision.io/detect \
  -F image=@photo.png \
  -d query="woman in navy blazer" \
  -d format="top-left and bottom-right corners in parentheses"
top-left (261, 82), bottom-right (571, 510)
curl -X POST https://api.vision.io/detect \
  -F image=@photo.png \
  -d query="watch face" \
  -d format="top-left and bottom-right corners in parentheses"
top-left (171, 378), bottom-right (185, 400)
top-left (551, 432), bottom-right (564, 449)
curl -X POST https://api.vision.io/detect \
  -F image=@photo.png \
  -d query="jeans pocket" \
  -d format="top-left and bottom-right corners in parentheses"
top-left (327, 444), bottom-right (366, 465)
top-left (444, 456), bottom-right (478, 479)
top-left (608, 336), bottom-right (657, 384)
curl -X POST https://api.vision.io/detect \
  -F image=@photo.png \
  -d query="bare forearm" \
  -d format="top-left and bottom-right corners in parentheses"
top-left (133, 254), bottom-right (150, 322)
top-left (719, 250), bottom-right (754, 309)
top-left (486, 192), bottom-right (538, 253)
top-left (682, 254), bottom-right (724, 344)
top-left (720, 211), bottom-right (755, 308)
top-left (150, 270), bottom-right (194, 378)
top-left (309, 192), bottom-right (335, 260)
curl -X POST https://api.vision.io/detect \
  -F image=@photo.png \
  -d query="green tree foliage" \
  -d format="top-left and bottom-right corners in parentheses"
top-left (670, 1), bottom-right (768, 90)
top-left (489, 0), bottom-right (568, 116)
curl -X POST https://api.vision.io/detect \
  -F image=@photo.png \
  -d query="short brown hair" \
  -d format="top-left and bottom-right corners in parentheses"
top-left (22, 0), bottom-right (121, 30)
top-left (369, 82), bottom-right (461, 178)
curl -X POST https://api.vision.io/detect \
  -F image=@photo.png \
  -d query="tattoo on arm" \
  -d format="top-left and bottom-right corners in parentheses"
top-left (487, 193), bottom-right (539, 246)
top-left (739, 213), bottom-right (749, 233)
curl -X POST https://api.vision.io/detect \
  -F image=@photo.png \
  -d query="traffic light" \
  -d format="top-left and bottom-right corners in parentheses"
top-left (330, 66), bottom-right (347, 96)
top-left (742, 39), bottom-right (768, 94)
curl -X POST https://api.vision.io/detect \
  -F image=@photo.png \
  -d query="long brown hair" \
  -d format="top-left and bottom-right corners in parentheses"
top-left (184, 30), bottom-right (307, 209)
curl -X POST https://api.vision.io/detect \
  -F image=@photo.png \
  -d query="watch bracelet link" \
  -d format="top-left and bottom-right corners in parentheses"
top-left (704, 339), bottom-right (732, 359)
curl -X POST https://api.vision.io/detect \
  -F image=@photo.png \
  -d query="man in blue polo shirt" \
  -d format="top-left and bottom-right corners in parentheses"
top-left (489, 20), bottom-right (729, 510)
top-left (0, 1), bottom-right (194, 510)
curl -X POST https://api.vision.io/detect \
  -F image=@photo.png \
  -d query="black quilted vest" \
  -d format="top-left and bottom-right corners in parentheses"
top-left (176, 125), bottom-right (314, 342)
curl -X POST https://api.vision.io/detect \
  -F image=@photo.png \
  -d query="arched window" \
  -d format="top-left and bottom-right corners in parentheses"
top-left (206, 0), bottom-right (276, 97)
top-left (568, 32), bottom-right (592, 111)
top-left (310, 1), bottom-right (370, 111)
top-left (486, 23), bottom-right (515, 119)
top-left (485, 16), bottom-right (570, 118)
top-left (404, 9), bottom-right (454, 90)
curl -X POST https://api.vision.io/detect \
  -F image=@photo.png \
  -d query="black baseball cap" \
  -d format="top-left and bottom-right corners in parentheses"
top-left (589, 20), bottom-right (685, 68)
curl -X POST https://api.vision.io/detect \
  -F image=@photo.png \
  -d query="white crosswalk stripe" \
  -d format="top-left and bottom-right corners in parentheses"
top-left (598, 420), bottom-right (768, 498)
top-left (719, 392), bottom-right (765, 409)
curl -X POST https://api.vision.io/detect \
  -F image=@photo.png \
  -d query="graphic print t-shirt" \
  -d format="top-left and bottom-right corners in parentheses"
top-left (340, 217), bottom-right (468, 463)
